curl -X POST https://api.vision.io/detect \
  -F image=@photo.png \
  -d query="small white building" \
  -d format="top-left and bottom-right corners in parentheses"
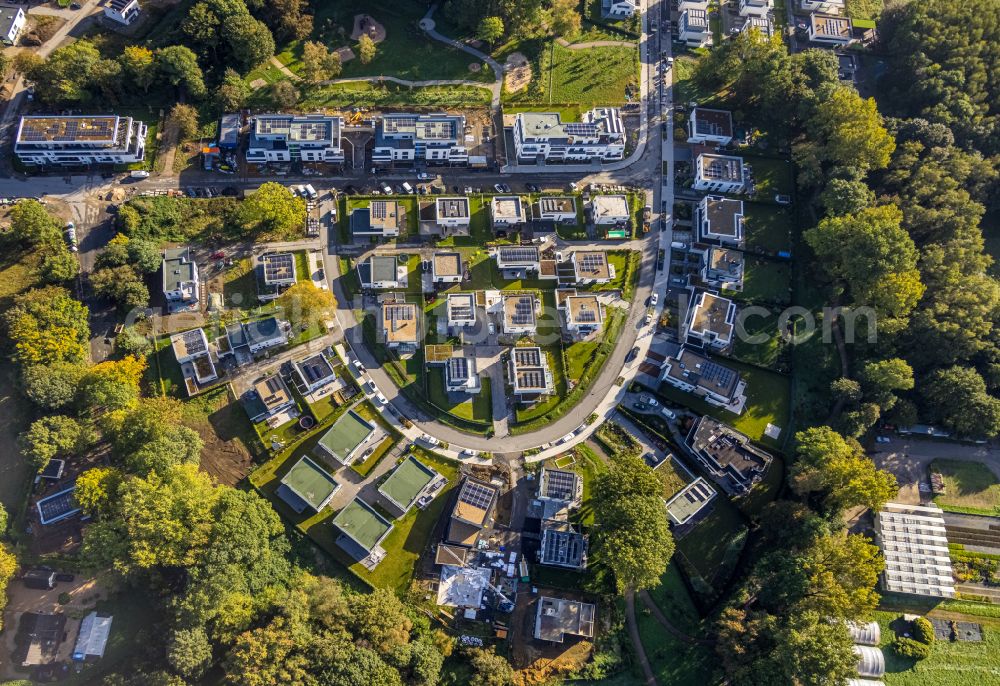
top-left (495, 245), bottom-right (540, 278)
top-left (381, 302), bottom-right (419, 355)
top-left (685, 291), bottom-right (737, 351)
top-left (679, 7), bottom-right (713, 48)
top-left (561, 295), bottom-right (604, 337)
top-left (0, 7), bottom-right (26, 45)
top-left (694, 245), bottom-right (744, 291)
top-left (431, 252), bottom-right (463, 284)
top-left (696, 195), bottom-right (744, 247)
top-left (808, 13), bottom-right (853, 45)
top-left (292, 353), bottom-right (338, 394)
top-left (509, 346), bottom-right (555, 397)
top-left (447, 293), bottom-right (477, 328)
top-left (434, 197), bottom-right (471, 231)
top-left (444, 356), bottom-right (481, 394)
top-left (491, 196), bottom-right (527, 231)
top-left (589, 195), bottom-right (630, 225)
top-left (601, 0), bottom-right (637, 19)
top-left (694, 153), bottom-right (746, 194)
top-left (502, 294), bottom-right (538, 336)
top-left (739, 0), bottom-right (772, 18)
top-left (687, 108), bottom-right (734, 146)
top-left (535, 197), bottom-right (577, 223)
top-left (571, 251), bottom-right (614, 285)
top-left (351, 200), bottom-right (403, 239)
top-left (357, 255), bottom-right (405, 290)
top-left (104, 0), bottom-right (141, 25)
top-left (800, 0), bottom-right (844, 14)
top-left (162, 248), bottom-right (199, 312)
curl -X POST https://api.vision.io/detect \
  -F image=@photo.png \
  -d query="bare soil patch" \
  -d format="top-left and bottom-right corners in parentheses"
top-left (468, 62), bottom-right (481, 73)
top-left (351, 14), bottom-right (386, 43)
top-left (504, 51), bottom-right (532, 93)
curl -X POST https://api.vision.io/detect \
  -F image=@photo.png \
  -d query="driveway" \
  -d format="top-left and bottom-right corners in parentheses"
top-left (871, 438), bottom-right (1000, 505)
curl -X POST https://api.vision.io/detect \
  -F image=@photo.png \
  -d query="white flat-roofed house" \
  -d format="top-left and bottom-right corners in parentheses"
top-left (800, 0), bottom-right (844, 14)
top-left (561, 295), bottom-right (604, 337)
top-left (444, 355), bottom-right (481, 394)
top-left (381, 302), bottom-right (419, 355)
top-left (162, 248), bottom-right (199, 312)
top-left (104, 0), bottom-right (141, 25)
top-left (509, 346), bottom-right (555, 397)
top-left (512, 108), bottom-right (625, 163)
top-left (694, 245), bottom-right (744, 291)
top-left (434, 197), bottom-right (471, 230)
top-left (739, 0), bottom-right (772, 17)
top-left (665, 477), bottom-right (716, 526)
top-left (602, 0), bottom-right (637, 19)
top-left (491, 196), bottom-right (527, 232)
top-left (808, 13), bottom-right (853, 45)
top-left (245, 114), bottom-right (344, 164)
top-left (15, 115), bottom-right (147, 166)
top-left (589, 195), bottom-right (630, 225)
top-left (432, 252), bottom-right (463, 284)
top-left (502, 294), bottom-right (539, 336)
top-left (740, 14), bottom-right (774, 36)
top-left (875, 502), bottom-right (956, 599)
top-left (447, 293), bottom-right (477, 328)
top-left (685, 290), bottom-right (737, 351)
top-left (686, 108), bottom-right (734, 145)
top-left (372, 113), bottom-right (468, 166)
top-left (357, 254), bottom-right (404, 290)
top-left (696, 195), bottom-right (744, 247)
top-left (351, 200), bottom-right (403, 239)
top-left (292, 353), bottom-right (338, 394)
top-left (534, 597), bottom-right (596, 643)
top-left (0, 7), bottom-right (26, 44)
top-left (257, 252), bottom-right (297, 301)
top-left (170, 328), bottom-right (218, 388)
top-left (495, 245), bottom-right (540, 278)
top-left (694, 153), bottom-right (746, 194)
top-left (680, 7), bottom-right (713, 47)
top-left (535, 196), bottom-right (577, 223)
top-left (661, 347), bottom-right (748, 413)
top-left (571, 251), bottom-right (614, 285)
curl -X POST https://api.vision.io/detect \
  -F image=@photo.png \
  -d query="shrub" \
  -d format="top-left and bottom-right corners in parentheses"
top-left (893, 636), bottom-right (931, 660)
top-left (913, 616), bottom-right (935, 645)
top-left (57, 592), bottom-right (71, 605)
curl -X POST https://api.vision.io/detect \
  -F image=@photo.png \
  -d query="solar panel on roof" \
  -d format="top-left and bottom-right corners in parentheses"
top-left (544, 470), bottom-right (577, 500)
top-left (459, 480), bottom-right (495, 511)
top-left (564, 123), bottom-right (599, 137)
top-left (512, 298), bottom-right (534, 324)
top-left (181, 330), bottom-right (207, 354)
top-left (579, 253), bottom-right (606, 273)
top-left (500, 247), bottom-right (538, 262)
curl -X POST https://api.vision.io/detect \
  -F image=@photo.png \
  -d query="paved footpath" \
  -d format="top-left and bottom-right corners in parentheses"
top-left (626, 591), bottom-right (659, 686)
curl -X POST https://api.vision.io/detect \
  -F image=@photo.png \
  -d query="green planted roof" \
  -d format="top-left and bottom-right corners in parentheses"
top-left (332, 498), bottom-right (392, 551)
top-left (281, 457), bottom-right (339, 510)
top-left (316, 410), bottom-right (374, 462)
top-left (379, 455), bottom-right (438, 510)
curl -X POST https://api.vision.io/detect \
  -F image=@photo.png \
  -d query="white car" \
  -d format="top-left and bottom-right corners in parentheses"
top-left (487, 322), bottom-right (495, 335)
top-left (875, 436), bottom-right (891, 444)
top-left (417, 172), bottom-right (431, 180)
top-left (382, 184), bottom-right (393, 194)
top-left (561, 432), bottom-right (575, 444)
top-left (401, 182), bottom-right (414, 194)
top-left (461, 448), bottom-right (480, 457)
top-left (352, 359), bottom-right (366, 374)
top-left (366, 379), bottom-right (378, 394)
top-left (129, 170), bottom-right (150, 179)
top-left (640, 394), bottom-right (659, 407)
top-left (650, 293), bottom-right (659, 306)
top-left (375, 393), bottom-right (388, 406)
top-left (660, 407), bottom-right (676, 420)
top-left (420, 434), bottom-right (440, 447)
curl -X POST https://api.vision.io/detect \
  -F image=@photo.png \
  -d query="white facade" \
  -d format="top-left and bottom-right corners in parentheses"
top-left (800, 0), bottom-right (844, 14)
top-left (434, 197), bottom-right (471, 229)
top-left (679, 8), bottom-right (713, 47)
top-left (561, 295), bottom-right (604, 337)
top-left (694, 154), bottom-right (746, 193)
top-left (661, 348), bottom-right (748, 413)
top-left (535, 197), bottom-right (577, 223)
top-left (501, 295), bottom-right (539, 336)
top-left (686, 108), bottom-right (734, 145)
top-left (512, 108), bottom-right (625, 163)
top-left (372, 113), bottom-right (468, 166)
top-left (0, 7), bottom-right (26, 45)
top-left (739, 0), bottom-right (772, 17)
top-left (602, 0), bottom-right (637, 18)
top-left (697, 195), bottom-right (744, 247)
top-left (431, 252), bottom-right (463, 284)
top-left (808, 13), bottom-right (853, 45)
top-left (15, 115), bottom-right (147, 166)
top-left (104, 0), bottom-right (141, 25)
top-left (446, 293), bottom-right (477, 328)
top-left (162, 248), bottom-right (199, 310)
top-left (685, 291), bottom-right (737, 351)
top-left (246, 114), bottom-right (344, 164)
top-left (589, 195), bottom-right (630, 225)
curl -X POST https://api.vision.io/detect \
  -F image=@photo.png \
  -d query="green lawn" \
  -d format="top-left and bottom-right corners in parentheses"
top-left (655, 359), bottom-right (790, 449)
top-left (875, 610), bottom-right (1000, 686)
top-left (301, 82), bottom-right (492, 109)
top-left (655, 457), bottom-right (693, 501)
top-left (743, 202), bottom-right (794, 254)
top-left (277, 1), bottom-right (495, 83)
top-left (727, 259), bottom-right (792, 306)
top-left (427, 370), bottom-right (493, 423)
top-left (931, 459), bottom-right (1000, 516)
top-left (674, 497), bottom-right (748, 597)
top-left (506, 41), bottom-right (638, 107)
top-left (543, 444), bottom-right (606, 527)
top-left (636, 564), bottom-right (720, 684)
top-left (565, 341), bottom-right (600, 382)
top-left (744, 155), bottom-right (795, 197)
top-left (730, 308), bottom-right (787, 372)
top-left (672, 55), bottom-right (728, 107)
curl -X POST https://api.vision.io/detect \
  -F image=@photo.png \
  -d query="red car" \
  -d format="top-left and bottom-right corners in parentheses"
top-left (210, 250), bottom-right (226, 259)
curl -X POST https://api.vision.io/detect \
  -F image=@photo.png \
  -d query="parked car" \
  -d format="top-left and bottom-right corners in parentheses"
top-left (382, 184), bottom-right (393, 194)
top-left (375, 393), bottom-right (388, 406)
top-left (417, 172), bottom-right (431, 180)
top-left (129, 170), bottom-right (150, 179)
top-left (639, 394), bottom-right (659, 407)
top-left (366, 379), bottom-right (378, 394)
top-left (626, 346), bottom-right (640, 362)
top-left (401, 182), bottom-right (414, 193)
top-left (561, 432), bottom-right (575, 444)
top-left (660, 407), bottom-right (677, 420)
top-left (569, 182), bottom-right (578, 191)
top-left (352, 359), bottom-right (365, 374)
top-left (526, 183), bottom-right (540, 192)
top-left (494, 184), bottom-right (505, 193)
top-left (875, 435), bottom-right (891, 444)
top-left (419, 434), bottom-right (440, 447)
top-left (650, 293), bottom-right (659, 306)
top-left (461, 448), bottom-right (480, 457)
top-left (775, 194), bottom-right (792, 205)
top-left (487, 322), bottom-right (496, 335)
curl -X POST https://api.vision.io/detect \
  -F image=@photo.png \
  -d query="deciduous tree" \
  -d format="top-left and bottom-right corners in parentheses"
top-left (19, 415), bottom-right (92, 471)
top-left (301, 41), bottom-right (341, 85)
top-left (921, 365), bottom-right (1000, 437)
top-left (476, 16), bottom-right (505, 46)
top-left (236, 182), bottom-right (306, 239)
top-left (168, 103), bottom-right (200, 141)
top-left (5, 286), bottom-right (89, 366)
top-left (358, 34), bottom-right (376, 65)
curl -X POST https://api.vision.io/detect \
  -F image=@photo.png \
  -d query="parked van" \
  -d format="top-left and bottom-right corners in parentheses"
top-left (401, 182), bottom-right (414, 194)
top-left (660, 407), bottom-right (677, 420)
